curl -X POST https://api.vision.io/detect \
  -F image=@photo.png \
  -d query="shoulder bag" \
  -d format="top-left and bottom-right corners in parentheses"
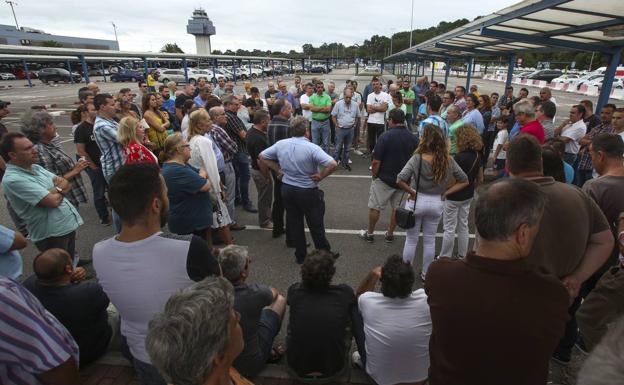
top-left (395, 155), bottom-right (422, 229)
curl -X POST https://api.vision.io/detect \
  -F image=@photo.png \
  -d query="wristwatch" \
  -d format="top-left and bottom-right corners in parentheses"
top-left (55, 186), bottom-right (63, 194)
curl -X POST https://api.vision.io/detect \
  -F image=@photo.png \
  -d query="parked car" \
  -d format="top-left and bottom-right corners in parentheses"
top-left (551, 74), bottom-right (579, 83)
top-left (526, 69), bottom-right (563, 82)
top-left (88, 68), bottom-right (110, 76)
top-left (588, 76), bottom-right (624, 91)
top-left (0, 72), bottom-right (17, 80)
top-left (159, 69), bottom-right (198, 85)
top-left (11, 68), bottom-right (38, 79)
top-left (310, 65), bottom-right (328, 73)
top-left (110, 69), bottom-right (145, 82)
top-left (515, 71), bottom-right (534, 79)
top-left (38, 68), bottom-right (82, 83)
top-left (574, 74), bottom-right (603, 90)
top-left (191, 68), bottom-right (227, 83)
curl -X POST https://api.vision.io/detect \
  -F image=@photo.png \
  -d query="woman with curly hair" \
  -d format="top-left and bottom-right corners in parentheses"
top-left (397, 124), bottom-right (469, 279)
top-left (440, 124), bottom-right (483, 259)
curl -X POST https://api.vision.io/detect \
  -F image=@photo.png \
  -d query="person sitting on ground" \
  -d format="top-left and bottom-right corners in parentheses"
top-left (287, 250), bottom-right (356, 379)
top-left (0, 277), bottom-right (81, 385)
top-left (23, 248), bottom-right (115, 366)
top-left (147, 277), bottom-right (251, 385)
top-left (218, 245), bottom-right (286, 378)
top-left (118, 116), bottom-right (158, 165)
top-left (160, 133), bottom-right (214, 248)
top-left (359, 108), bottom-right (418, 244)
top-left (93, 163), bottom-right (220, 385)
top-left (426, 178), bottom-right (569, 385)
top-left (354, 255), bottom-right (431, 385)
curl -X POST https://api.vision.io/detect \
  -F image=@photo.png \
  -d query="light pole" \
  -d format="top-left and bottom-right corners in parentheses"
top-left (390, 28), bottom-right (396, 55)
top-left (111, 22), bottom-right (119, 49)
top-left (6, 1), bottom-right (19, 30)
top-left (409, 0), bottom-right (414, 47)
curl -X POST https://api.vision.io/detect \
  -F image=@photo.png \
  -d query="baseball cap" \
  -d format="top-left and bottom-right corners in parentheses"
top-left (0, 100), bottom-right (10, 109)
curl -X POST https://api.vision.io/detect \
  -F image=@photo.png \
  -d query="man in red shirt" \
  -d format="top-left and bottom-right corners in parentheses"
top-left (515, 99), bottom-right (545, 144)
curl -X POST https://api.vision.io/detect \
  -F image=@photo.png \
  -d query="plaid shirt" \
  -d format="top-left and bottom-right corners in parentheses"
top-left (577, 122), bottom-right (613, 171)
top-left (94, 116), bottom-right (125, 182)
top-left (210, 124), bottom-right (238, 161)
top-left (225, 110), bottom-right (248, 153)
top-left (267, 116), bottom-right (291, 145)
top-left (36, 138), bottom-right (87, 207)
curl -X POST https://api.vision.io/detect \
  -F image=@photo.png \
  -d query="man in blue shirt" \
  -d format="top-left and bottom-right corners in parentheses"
top-left (260, 116), bottom-right (339, 263)
top-left (331, 89), bottom-right (361, 171)
top-left (0, 224), bottom-right (26, 279)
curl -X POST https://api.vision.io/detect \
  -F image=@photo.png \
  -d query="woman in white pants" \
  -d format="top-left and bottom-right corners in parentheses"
top-left (440, 124), bottom-right (484, 258)
top-left (397, 124), bottom-right (469, 280)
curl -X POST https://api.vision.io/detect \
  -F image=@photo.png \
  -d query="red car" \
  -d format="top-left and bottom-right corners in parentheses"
top-left (12, 68), bottom-right (38, 79)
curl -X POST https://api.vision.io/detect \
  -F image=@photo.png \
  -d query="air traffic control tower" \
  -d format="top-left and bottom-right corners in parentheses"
top-left (186, 9), bottom-right (216, 55)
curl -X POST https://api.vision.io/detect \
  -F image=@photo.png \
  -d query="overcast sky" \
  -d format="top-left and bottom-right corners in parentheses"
top-left (2, 0), bottom-right (519, 53)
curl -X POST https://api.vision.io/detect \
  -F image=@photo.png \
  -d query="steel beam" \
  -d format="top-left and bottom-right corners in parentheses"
top-left (596, 48), bottom-right (622, 114)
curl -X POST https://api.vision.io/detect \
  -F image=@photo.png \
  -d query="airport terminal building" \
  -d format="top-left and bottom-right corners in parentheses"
top-left (0, 24), bottom-right (119, 50)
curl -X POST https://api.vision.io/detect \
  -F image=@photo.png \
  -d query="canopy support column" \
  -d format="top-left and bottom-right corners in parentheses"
top-left (596, 48), bottom-right (622, 114)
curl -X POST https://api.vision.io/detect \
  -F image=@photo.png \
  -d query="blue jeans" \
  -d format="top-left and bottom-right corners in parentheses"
top-left (85, 167), bottom-right (109, 222)
top-left (334, 127), bottom-right (354, 164)
top-left (233, 152), bottom-right (251, 206)
top-left (311, 119), bottom-right (330, 154)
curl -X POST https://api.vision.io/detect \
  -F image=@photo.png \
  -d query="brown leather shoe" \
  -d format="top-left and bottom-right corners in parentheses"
top-left (230, 223), bottom-right (246, 231)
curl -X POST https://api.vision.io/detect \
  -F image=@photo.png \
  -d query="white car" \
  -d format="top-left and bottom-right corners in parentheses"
top-left (551, 74), bottom-right (579, 83)
top-left (588, 76), bottom-right (624, 90)
top-left (159, 69), bottom-right (198, 85)
top-left (0, 73), bottom-right (17, 80)
top-left (190, 69), bottom-right (227, 83)
top-left (574, 74), bottom-right (603, 89)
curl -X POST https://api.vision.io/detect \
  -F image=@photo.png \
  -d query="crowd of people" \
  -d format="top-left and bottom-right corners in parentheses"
top-left (0, 71), bottom-right (623, 385)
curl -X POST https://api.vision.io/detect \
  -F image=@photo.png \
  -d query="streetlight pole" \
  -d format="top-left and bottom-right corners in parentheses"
top-left (409, 0), bottom-right (414, 47)
top-left (111, 22), bottom-right (119, 49)
top-left (6, 1), bottom-right (19, 30)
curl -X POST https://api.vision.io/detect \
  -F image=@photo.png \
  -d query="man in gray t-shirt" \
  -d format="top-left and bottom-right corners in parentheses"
top-left (219, 245), bottom-right (286, 378)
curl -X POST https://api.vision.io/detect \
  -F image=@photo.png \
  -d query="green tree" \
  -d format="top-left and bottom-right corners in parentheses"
top-left (41, 40), bottom-right (63, 48)
top-left (160, 43), bottom-right (184, 53)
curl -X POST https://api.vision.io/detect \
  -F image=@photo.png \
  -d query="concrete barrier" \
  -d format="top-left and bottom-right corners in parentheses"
top-left (537, 80), bottom-right (548, 88)
top-left (521, 79), bottom-right (528, 85)
top-left (585, 86), bottom-right (600, 96)
top-left (611, 89), bottom-right (624, 100)
top-left (578, 84), bottom-right (589, 94)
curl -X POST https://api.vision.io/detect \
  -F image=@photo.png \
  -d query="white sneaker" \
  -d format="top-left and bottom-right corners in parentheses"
top-left (354, 149), bottom-right (364, 156)
top-left (369, 165), bottom-right (372, 170)
top-left (352, 351), bottom-right (363, 369)
top-left (348, 159), bottom-right (353, 164)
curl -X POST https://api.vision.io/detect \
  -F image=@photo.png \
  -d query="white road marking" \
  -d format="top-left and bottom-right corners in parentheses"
top-left (328, 174), bottom-right (371, 179)
top-left (244, 225), bottom-right (475, 239)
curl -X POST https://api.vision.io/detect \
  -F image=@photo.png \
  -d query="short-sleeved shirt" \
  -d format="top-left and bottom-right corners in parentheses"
top-left (161, 162), bottom-right (212, 234)
top-left (462, 108), bottom-right (485, 134)
top-left (309, 93), bottom-right (332, 121)
top-left (373, 125), bottom-right (418, 189)
top-left (447, 150), bottom-right (480, 201)
top-left (23, 278), bottom-right (111, 366)
top-left (0, 225), bottom-right (22, 279)
top-left (425, 254), bottom-right (569, 385)
top-left (225, 110), bottom-right (248, 153)
top-left (260, 136), bottom-right (334, 189)
top-left (561, 120), bottom-right (587, 154)
top-left (2, 164), bottom-right (83, 243)
top-left (287, 283), bottom-right (356, 377)
top-left (358, 290), bottom-right (431, 385)
top-left (367, 92), bottom-right (392, 125)
top-left (527, 176), bottom-right (610, 278)
top-left (584, 175), bottom-right (624, 262)
top-left (267, 116), bottom-right (291, 145)
top-left (0, 277), bottom-right (79, 385)
top-left (397, 154), bottom-right (468, 195)
top-left (520, 120), bottom-right (545, 144)
top-left (399, 88), bottom-right (416, 115)
top-left (233, 282), bottom-right (274, 376)
top-left (73, 121), bottom-right (102, 167)
top-left (93, 232), bottom-right (219, 364)
top-left (419, 114), bottom-right (448, 137)
top-left (300, 93), bottom-right (312, 121)
top-left (193, 95), bottom-right (208, 108)
top-left (93, 115), bottom-right (125, 182)
top-left (493, 129), bottom-right (509, 160)
top-left (447, 119), bottom-right (464, 155)
top-left (331, 99), bottom-right (361, 128)
top-left (246, 127), bottom-right (269, 170)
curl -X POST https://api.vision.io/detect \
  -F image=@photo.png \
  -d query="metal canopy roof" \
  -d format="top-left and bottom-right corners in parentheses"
top-left (0, 44), bottom-right (291, 62)
top-left (386, 0), bottom-right (624, 61)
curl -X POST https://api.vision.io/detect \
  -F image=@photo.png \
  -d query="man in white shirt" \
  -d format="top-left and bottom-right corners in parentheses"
top-left (354, 255), bottom-right (432, 385)
top-left (366, 79), bottom-right (391, 154)
top-left (555, 104), bottom-right (587, 165)
top-left (299, 82), bottom-right (314, 123)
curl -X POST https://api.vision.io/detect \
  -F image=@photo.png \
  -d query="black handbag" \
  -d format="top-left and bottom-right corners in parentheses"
top-left (395, 155), bottom-right (422, 229)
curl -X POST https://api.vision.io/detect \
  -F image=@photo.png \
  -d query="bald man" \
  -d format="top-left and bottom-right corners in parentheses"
top-left (87, 82), bottom-right (100, 96)
top-left (23, 248), bottom-right (117, 366)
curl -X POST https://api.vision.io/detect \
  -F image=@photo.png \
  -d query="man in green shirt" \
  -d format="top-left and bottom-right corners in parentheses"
top-left (309, 82), bottom-right (332, 154)
top-left (399, 80), bottom-right (416, 131)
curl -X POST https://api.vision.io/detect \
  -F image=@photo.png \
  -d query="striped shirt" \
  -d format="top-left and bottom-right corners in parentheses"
top-left (267, 116), bottom-right (291, 145)
top-left (0, 278), bottom-right (79, 385)
top-left (210, 124), bottom-right (238, 162)
top-left (94, 115), bottom-right (125, 182)
top-left (225, 110), bottom-right (248, 154)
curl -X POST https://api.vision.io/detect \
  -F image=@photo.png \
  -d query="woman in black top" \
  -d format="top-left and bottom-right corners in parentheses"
top-left (439, 124), bottom-right (484, 258)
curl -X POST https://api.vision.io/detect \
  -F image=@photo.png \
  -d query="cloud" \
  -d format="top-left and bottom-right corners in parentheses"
top-left (0, 0), bottom-right (518, 53)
